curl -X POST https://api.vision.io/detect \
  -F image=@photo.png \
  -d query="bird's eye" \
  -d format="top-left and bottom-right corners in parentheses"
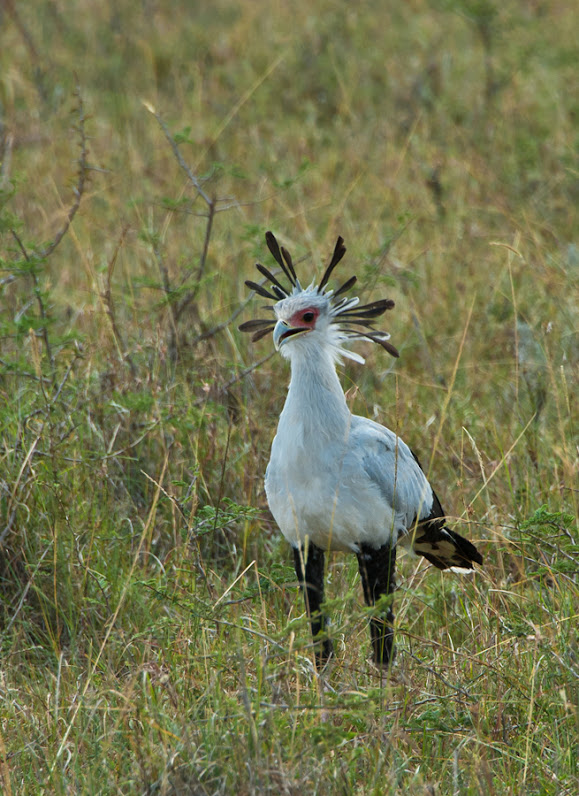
top-left (303, 311), bottom-right (315, 323)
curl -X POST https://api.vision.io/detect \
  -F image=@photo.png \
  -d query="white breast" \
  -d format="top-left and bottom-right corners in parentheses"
top-left (265, 427), bottom-right (400, 553)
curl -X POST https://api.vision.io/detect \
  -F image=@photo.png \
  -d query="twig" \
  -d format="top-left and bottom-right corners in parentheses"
top-left (38, 83), bottom-right (89, 259)
top-left (175, 200), bottom-right (216, 317)
top-left (220, 353), bottom-right (275, 393)
top-left (146, 103), bottom-right (212, 205)
top-left (0, 359), bottom-right (52, 384)
top-left (50, 348), bottom-right (82, 405)
top-left (403, 650), bottom-right (471, 699)
top-left (5, 545), bottom-right (52, 631)
top-left (0, 131), bottom-right (14, 189)
top-left (151, 242), bottom-right (178, 360)
top-left (11, 229), bottom-right (54, 377)
top-left (101, 224), bottom-right (137, 375)
top-left (145, 105), bottom-right (239, 337)
top-left (192, 354), bottom-right (275, 409)
top-left (190, 289), bottom-right (258, 345)
top-left (0, 0), bottom-right (41, 67)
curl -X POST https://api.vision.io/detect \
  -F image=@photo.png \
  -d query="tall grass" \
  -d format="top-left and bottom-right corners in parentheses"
top-left (1, 1), bottom-right (577, 793)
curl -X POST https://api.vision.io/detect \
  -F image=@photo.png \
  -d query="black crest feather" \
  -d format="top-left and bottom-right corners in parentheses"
top-left (240, 231), bottom-right (398, 358)
top-left (255, 263), bottom-right (290, 297)
top-left (238, 319), bottom-right (276, 333)
top-left (266, 231), bottom-right (297, 288)
top-left (333, 274), bottom-right (357, 298)
top-left (244, 280), bottom-right (281, 301)
top-left (318, 236), bottom-right (347, 291)
top-left (338, 298), bottom-right (395, 320)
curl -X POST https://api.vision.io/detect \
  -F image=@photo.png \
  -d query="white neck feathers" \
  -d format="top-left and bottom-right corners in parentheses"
top-left (279, 342), bottom-right (350, 439)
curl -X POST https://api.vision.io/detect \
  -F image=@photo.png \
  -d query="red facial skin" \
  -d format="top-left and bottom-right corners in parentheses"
top-left (288, 307), bottom-right (319, 330)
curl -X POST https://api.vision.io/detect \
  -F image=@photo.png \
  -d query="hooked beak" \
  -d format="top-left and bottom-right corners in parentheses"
top-left (273, 320), bottom-right (310, 350)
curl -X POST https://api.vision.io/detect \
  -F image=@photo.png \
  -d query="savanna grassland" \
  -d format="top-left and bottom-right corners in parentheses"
top-left (0, 1), bottom-right (577, 793)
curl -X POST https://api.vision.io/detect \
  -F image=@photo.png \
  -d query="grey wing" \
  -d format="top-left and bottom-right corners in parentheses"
top-left (350, 416), bottom-right (435, 534)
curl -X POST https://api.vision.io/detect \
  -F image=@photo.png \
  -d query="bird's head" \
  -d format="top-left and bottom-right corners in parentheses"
top-left (271, 291), bottom-right (331, 355)
top-left (239, 232), bottom-right (399, 364)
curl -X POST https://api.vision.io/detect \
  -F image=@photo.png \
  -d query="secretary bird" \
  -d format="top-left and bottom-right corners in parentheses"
top-left (240, 232), bottom-right (483, 668)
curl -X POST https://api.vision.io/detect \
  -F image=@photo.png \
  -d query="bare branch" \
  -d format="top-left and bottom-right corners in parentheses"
top-left (220, 352), bottom-right (275, 393)
top-left (37, 83), bottom-right (90, 259)
top-left (190, 289), bottom-right (259, 345)
top-left (146, 103), bottom-right (212, 206)
top-left (101, 224), bottom-right (137, 375)
top-left (175, 201), bottom-right (216, 320)
top-left (11, 229), bottom-right (54, 376)
top-left (151, 243), bottom-right (178, 360)
top-left (0, 131), bottom-right (14, 189)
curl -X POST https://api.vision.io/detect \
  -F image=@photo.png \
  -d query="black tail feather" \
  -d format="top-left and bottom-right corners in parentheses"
top-left (413, 522), bottom-right (483, 570)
